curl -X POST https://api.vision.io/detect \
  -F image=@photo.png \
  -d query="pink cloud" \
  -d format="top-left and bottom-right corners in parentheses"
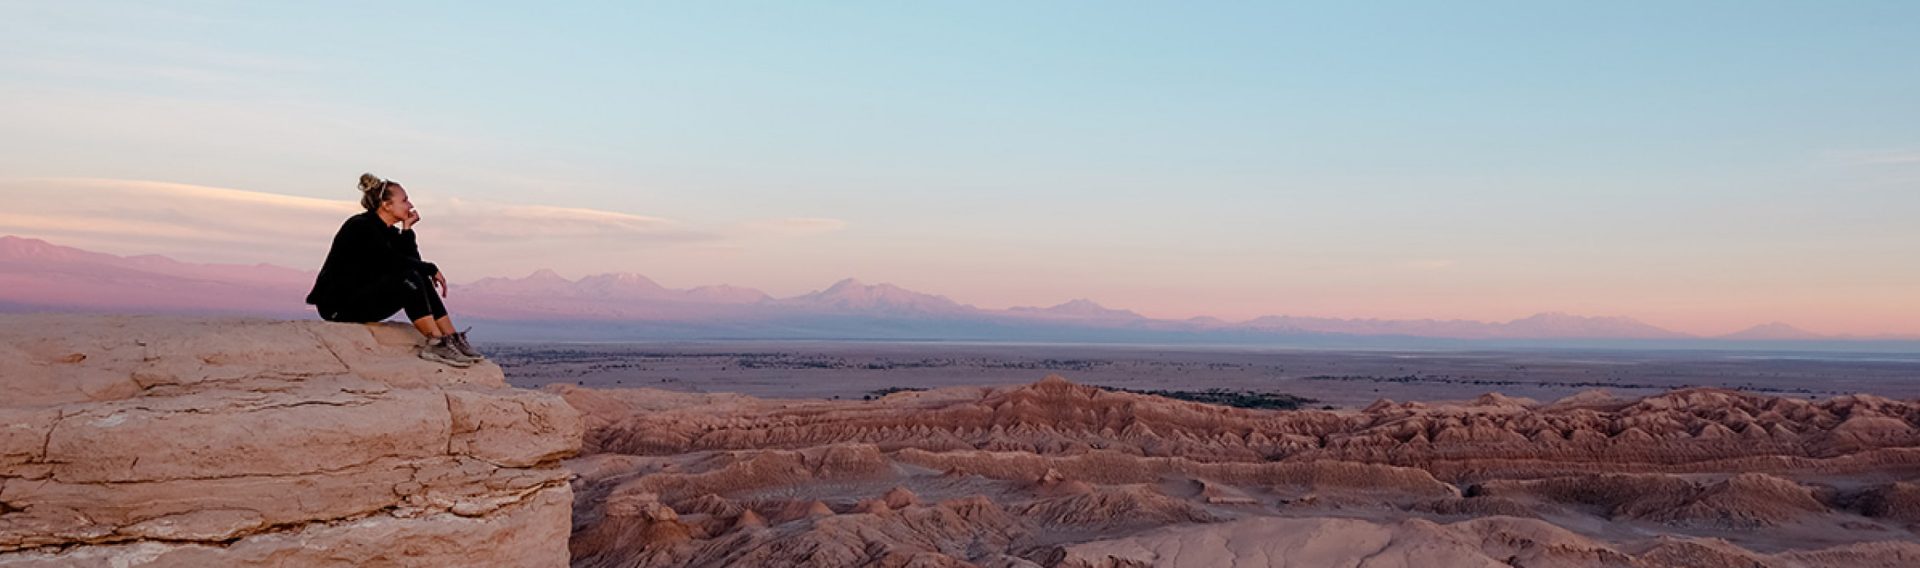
top-left (0, 177), bottom-right (720, 271)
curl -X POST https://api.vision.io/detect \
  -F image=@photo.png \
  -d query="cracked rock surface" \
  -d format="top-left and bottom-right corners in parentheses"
top-left (0, 315), bottom-right (582, 567)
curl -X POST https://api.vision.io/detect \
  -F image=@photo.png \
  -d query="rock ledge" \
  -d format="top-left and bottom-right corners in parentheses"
top-left (0, 315), bottom-right (583, 567)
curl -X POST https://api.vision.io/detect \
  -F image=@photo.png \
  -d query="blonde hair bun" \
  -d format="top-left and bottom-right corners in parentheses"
top-left (357, 173), bottom-right (393, 211)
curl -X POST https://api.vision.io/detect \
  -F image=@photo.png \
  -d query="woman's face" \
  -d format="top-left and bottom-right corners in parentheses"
top-left (382, 185), bottom-right (414, 222)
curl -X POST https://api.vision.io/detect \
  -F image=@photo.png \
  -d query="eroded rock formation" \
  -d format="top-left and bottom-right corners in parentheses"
top-left (560, 374), bottom-right (1920, 567)
top-left (0, 315), bottom-right (583, 567)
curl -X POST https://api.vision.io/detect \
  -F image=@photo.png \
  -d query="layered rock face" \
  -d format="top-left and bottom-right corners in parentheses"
top-left (0, 315), bottom-right (583, 567)
top-left (560, 375), bottom-right (1920, 567)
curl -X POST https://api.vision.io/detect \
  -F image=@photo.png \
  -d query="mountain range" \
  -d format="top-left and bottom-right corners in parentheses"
top-left (0, 235), bottom-right (1906, 346)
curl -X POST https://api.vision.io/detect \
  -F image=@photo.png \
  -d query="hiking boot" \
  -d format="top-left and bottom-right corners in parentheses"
top-left (449, 328), bottom-right (486, 362)
top-left (419, 337), bottom-right (474, 368)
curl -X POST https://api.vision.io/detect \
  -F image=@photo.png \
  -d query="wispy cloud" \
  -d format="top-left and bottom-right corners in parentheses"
top-left (434, 198), bottom-right (705, 242)
top-left (0, 178), bottom-right (720, 270)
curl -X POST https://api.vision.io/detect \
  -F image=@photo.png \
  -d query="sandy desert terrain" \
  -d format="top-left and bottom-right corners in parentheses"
top-left (550, 357), bottom-right (1920, 566)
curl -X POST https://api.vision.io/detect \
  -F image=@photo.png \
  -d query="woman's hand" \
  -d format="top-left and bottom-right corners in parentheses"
top-left (433, 270), bottom-right (449, 298)
top-left (403, 209), bottom-right (422, 231)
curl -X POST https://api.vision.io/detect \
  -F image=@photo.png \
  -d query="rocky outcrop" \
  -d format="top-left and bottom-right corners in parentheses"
top-left (568, 375), bottom-right (1920, 481)
top-left (1477, 472), bottom-right (1832, 529)
top-left (1054, 516), bottom-right (1636, 568)
top-left (1053, 516), bottom-right (1920, 568)
top-left (558, 374), bottom-right (1920, 567)
top-left (1855, 482), bottom-right (1920, 524)
top-left (0, 315), bottom-right (583, 567)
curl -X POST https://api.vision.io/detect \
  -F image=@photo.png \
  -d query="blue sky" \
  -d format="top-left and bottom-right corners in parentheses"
top-left (2, 1), bottom-right (1916, 333)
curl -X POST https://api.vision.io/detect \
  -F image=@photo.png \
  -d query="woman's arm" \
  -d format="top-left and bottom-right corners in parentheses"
top-left (396, 210), bottom-right (447, 297)
top-left (391, 229), bottom-right (438, 275)
top-left (345, 215), bottom-right (437, 279)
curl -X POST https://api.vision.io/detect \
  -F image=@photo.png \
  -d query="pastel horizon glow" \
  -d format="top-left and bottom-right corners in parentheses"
top-left (3, 3), bottom-right (1917, 337)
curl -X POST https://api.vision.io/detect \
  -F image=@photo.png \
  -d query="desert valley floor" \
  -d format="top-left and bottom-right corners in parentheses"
top-left (497, 341), bottom-right (1920, 567)
top-left (496, 341), bottom-right (1920, 408)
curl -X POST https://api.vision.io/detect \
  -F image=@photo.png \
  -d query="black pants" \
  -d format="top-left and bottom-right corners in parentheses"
top-left (319, 271), bottom-right (448, 323)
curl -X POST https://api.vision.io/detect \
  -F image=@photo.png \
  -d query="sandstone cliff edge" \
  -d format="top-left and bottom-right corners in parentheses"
top-left (0, 314), bottom-right (583, 567)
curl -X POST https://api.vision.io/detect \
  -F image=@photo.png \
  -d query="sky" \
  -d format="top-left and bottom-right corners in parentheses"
top-left (2, 1), bottom-right (1917, 336)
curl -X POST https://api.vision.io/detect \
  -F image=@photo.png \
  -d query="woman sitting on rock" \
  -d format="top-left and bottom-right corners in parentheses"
top-left (306, 173), bottom-right (484, 367)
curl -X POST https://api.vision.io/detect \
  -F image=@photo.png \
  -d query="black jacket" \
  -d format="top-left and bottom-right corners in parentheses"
top-left (306, 211), bottom-right (439, 309)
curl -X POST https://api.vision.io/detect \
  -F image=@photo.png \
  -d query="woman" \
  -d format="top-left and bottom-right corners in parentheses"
top-left (306, 173), bottom-right (484, 367)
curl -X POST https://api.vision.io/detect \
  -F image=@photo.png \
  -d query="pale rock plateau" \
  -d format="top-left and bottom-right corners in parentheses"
top-left (0, 315), bottom-right (583, 567)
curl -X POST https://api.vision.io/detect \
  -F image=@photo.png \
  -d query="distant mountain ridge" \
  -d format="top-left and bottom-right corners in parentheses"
top-left (0, 236), bottom-right (312, 315)
top-left (1719, 322), bottom-right (1825, 341)
top-left (776, 278), bottom-right (975, 315)
top-left (2, 235), bottom-right (1902, 344)
top-left (1009, 299), bottom-right (1145, 320)
top-left (1224, 311), bottom-right (1686, 340)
